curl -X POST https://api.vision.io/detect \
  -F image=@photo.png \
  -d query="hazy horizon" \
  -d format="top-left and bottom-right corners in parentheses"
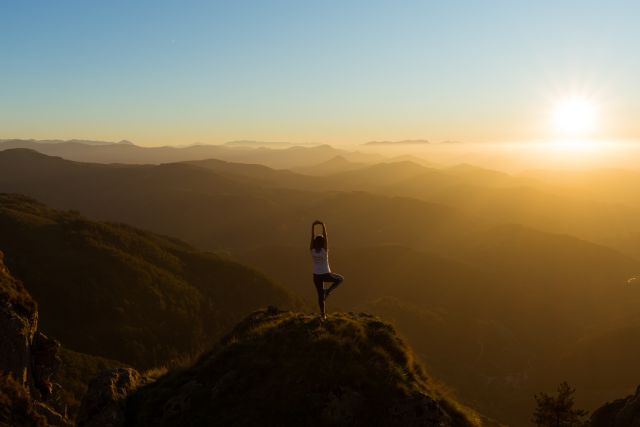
top-left (4, 137), bottom-right (640, 172)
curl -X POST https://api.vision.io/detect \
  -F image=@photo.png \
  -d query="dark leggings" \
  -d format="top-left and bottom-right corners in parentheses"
top-left (313, 272), bottom-right (344, 314)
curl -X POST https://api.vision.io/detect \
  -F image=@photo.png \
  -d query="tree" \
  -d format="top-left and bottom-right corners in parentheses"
top-left (532, 381), bottom-right (589, 427)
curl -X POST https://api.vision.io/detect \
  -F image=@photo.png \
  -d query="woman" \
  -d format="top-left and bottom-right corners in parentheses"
top-left (310, 220), bottom-right (344, 319)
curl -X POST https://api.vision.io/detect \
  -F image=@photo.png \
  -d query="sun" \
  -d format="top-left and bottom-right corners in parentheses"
top-left (551, 96), bottom-right (598, 136)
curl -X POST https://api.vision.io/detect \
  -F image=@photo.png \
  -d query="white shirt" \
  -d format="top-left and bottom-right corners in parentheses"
top-left (311, 248), bottom-right (331, 275)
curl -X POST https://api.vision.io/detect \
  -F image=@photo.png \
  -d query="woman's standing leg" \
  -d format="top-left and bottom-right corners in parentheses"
top-left (313, 275), bottom-right (326, 318)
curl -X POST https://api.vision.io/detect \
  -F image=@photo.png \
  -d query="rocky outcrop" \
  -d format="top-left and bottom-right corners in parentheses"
top-left (69, 309), bottom-right (480, 426)
top-left (0, 250), bottom-right (38, 388)
top-left (590, 386), bottom-right (640, 427)
top-left (0, 250), bottom-right (69, 426)
top-left (77, 368), bottom-right (149, 427)
top-left (118, 308), bottom-right (479, 426)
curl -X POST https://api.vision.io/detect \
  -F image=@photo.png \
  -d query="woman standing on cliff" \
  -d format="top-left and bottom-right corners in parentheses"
top-left (310, 220), bottom-right (344, 320)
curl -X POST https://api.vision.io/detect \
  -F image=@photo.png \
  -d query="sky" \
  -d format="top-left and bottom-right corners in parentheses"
top-left (1, 0), bottom-right (639, 146)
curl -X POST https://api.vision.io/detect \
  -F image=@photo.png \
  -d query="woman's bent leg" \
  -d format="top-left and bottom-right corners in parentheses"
top-left (326, 273), bottom-right (344, 296)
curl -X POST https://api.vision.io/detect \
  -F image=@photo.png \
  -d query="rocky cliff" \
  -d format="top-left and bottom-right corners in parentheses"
top-left (0, 250), bottom-right (69, 426)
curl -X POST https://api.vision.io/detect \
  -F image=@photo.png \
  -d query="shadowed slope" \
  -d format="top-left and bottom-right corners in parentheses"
top-left (0, 194), bottom-right (297, 368)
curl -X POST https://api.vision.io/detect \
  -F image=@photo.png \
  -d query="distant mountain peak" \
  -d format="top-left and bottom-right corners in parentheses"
top-left (321, 155), bottom-right (351, 164)
top-left (0, 147), bottom-right (62, 160)
top-left (225, 140), bottom-right (293, 147)
top-left (364, 139), bottom-right (431, 146)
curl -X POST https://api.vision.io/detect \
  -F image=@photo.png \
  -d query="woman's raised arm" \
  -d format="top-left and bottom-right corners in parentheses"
top-left (311, 220), bottom-right (322, 250)
top-left (321, 222), bottom-right (328, 249)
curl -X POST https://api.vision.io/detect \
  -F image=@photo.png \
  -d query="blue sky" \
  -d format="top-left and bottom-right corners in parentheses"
top-left (1, 0), bottom-right (639, 146)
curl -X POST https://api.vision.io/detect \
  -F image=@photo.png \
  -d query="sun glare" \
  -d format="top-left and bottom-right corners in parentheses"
top-left (551, 96), bottom-right (598, 136)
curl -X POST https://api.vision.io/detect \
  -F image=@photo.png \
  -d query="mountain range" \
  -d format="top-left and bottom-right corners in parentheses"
top-left (2, 142), bottom-right (640, 425)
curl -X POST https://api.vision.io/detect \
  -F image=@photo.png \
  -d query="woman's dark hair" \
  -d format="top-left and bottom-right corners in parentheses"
top-left (313, 235), bottom-right (326, 251)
